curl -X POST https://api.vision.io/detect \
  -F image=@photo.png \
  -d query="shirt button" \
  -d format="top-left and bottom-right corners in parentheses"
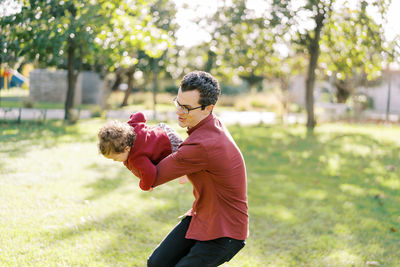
top-left (194, 212), bottom-right (197, 215)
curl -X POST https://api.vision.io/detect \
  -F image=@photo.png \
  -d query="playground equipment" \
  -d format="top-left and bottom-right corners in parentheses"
top-left (0, 67), bottom-right (28, 89)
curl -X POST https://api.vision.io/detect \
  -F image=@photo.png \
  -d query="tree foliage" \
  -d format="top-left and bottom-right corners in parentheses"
top-left (320, 2), bottom-right (392, 103)
top-left (2, 0), bottom-right (175, 120)
top-left (205, 0), bottom-right (277, 90)
top-left (270, 0), bottom-right (392, 130)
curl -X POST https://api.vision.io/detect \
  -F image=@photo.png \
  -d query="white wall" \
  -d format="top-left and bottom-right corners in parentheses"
top-left (358, 71), bottom-right (400, 113)
top-left (288, 71), bottom-right (400, 114)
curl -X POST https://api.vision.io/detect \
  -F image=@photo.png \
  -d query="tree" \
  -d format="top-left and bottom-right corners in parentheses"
top-left (95, 0), bottom-right (177, 110)
top-left (7, 0), bottom-right (107, 121)
top-left (271, 0), bottom-right (334, 129)
top-left (143, 0), bottom-right (178, 115)
top-left (205, 0), bottom-right (277, 91)
top-left (321, 3), bottom-right (390, 103)
top-left (271, 0), bottom-right (391, 130)
top-left (4, 0), bottom-right (174, 121)
top-left (198, 0), bottom-right (307, 119)
top-left (0, 1), bottom-right (24, 69)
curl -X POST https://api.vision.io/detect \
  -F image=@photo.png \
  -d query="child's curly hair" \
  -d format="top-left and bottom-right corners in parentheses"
top-left (98, 120), bottom-right (136, 155)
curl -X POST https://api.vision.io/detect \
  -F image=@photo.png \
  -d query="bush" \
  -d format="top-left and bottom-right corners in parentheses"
top-left (164, 85), bottom-right (179, 95)
top-left (156, 93), bottom-right (174, 105)
top-left (88, 106), bottom-right (102, 118)
top-left (220, 83), bottom-right (249, 95)
top-left (22, 98), bottom-right (34, 108)
top-left (250, 99), bottom-right (268, 109)
top-left (218, 95), bottom-right (236, 107)
top-left (351, 93), bottom-right (374, 112)
top-left (288, 103), bottom-right (304, 113)
top-left (130, 92), bottom-right (150, 105)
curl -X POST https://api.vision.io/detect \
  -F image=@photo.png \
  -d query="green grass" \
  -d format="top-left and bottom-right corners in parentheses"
top-left (0, 100), bottom-right (96, 110)
top-left (1, 120), bottom-right (399, 266)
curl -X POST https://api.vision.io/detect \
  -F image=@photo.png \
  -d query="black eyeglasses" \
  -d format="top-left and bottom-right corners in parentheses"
top-left (173, 97), bottom-right (204, 114)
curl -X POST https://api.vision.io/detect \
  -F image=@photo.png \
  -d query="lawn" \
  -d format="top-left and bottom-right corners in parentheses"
top-left (0, 119), bottom-right (399, 266)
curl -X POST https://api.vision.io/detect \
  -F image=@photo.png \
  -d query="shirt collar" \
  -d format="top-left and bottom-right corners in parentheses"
top-left (187, 113), bottom-right (214, 135)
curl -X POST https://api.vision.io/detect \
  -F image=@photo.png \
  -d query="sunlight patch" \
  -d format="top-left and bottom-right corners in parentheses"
top-left (267, 205), bottom-right (296, 222)
top-left (274, 174), bottom-right (288, 181)
top-left (342, 143), bottom-right (371, 157)
top-left (299, 189), bottom-right (327, 200)
top-left (375, 176), bottom-right (400, 190)
top-left (3, 129), bottom-right (19, 135)
top-left (364, 160), bottom-right (386, 176)
top-left (322, 250), bottom-right (362, 266)
top-left (333, 224), bottom-right (351, 236)
top-left (319, 154), bottom-right (343, 176)
top-left (340, 184), bottom-right (365, 196)
top-left (277, 208), bottom-right (294, 221)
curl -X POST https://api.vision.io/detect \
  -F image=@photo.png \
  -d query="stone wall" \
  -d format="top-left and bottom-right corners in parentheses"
top-left (29, 69), bottom-right (104, 105)
top-left (29, 69), bottom-right (82, 105)
top-left (81, 71), bottom-right (104, 104)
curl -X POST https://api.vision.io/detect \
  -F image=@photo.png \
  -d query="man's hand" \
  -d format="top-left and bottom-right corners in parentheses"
top-left (178, 175), bottom-right (189, 184)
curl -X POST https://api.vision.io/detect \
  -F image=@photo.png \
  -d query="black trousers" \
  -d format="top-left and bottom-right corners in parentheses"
top-left (147, 216), bottom-right (245, 267)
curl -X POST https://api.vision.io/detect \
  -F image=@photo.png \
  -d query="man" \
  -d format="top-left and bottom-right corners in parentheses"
top-left (147, 71), bottom-right (248, 267)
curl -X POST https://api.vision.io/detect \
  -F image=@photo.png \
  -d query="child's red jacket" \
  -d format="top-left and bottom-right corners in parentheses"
top-left (123, 112), bottom-right (172, 190)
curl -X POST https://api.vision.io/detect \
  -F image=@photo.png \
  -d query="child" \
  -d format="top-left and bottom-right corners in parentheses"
top-left (98, 112), bottom-right (188, 191)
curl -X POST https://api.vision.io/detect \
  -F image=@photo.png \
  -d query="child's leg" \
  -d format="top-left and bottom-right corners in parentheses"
top-left (157, 123), bottom-right (183, 153)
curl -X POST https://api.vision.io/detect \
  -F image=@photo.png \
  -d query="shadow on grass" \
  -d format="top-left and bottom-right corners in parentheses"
top-left (0, 120), bottom-right (97, 157)
top-left (85, 176), bottom-right (128, 201)
top-left (231, 124), bottom-right (400, 265)
top-left (84, 163), bottom-right (131, 200)
top-left (44, 181), bottom-right (192, 266)
top-left (44, 209), bottom-right (179, 265)
top-left (40, 158), bottom-right (193, 265)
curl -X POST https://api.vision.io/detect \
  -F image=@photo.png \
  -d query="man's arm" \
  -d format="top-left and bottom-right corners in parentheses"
top-left (153, 143), bottom-right (208, 187)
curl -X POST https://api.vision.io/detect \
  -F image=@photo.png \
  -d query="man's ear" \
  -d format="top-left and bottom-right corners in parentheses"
top-left (205, 104), bottom-right (214, 113)
top-left (125, 146), bottom-right (131, 152)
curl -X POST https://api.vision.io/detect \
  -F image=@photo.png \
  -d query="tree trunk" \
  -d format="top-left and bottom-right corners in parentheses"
top-left (334, 79), bottom-right (350, 103)
top-left (152, 58), bottom-right (159, 119)
top-left (242, 74), bottom-right (263, 94)
top-left (64, 37), bottom-right (77, 121)
top-left (280, 77), bottom-right (289, 123)
top-left (305, 14), bottom-right (325, 130)
top-left (121, 68), bottom-right (135, 107)
top-left (204, 50), bottom-right (215, 73)
top-left (306, 45), bottom-right (318, 129)
top-left (386, 72), bottom-right (391, 121)
top-left (100, 73), bottom-right (112, 110)
top-left (111, 72), bottom-right (122, 91)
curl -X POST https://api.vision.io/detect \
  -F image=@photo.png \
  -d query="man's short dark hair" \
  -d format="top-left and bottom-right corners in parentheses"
top-left (180, 71), bottom-right (221, 108)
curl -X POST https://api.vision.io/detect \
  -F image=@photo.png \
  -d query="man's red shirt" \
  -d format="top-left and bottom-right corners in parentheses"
top-left (153, 114), bottom-right (249, 241)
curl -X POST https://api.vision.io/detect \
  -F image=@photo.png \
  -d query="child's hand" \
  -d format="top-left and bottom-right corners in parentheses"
top-left (178, 175), bottom-right (188, 184)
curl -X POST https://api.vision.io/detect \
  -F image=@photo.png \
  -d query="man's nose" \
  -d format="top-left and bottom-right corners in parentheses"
top-left (176, 107), bottom-right (184, 115)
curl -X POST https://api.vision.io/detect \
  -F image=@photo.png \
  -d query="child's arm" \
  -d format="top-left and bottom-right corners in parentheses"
top-left (130, 156), bottom-right (157, 191)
